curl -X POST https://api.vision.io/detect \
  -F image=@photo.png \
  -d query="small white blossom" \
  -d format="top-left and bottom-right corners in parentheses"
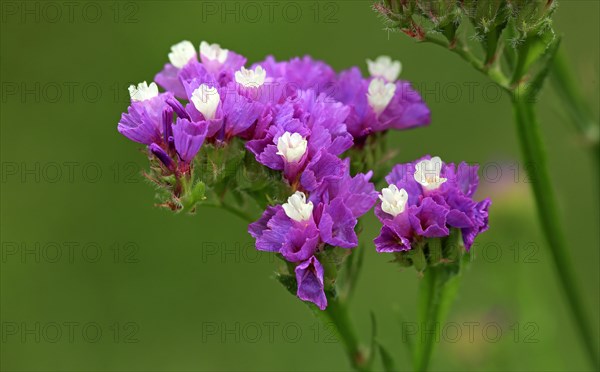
top-left (379, 185), bottom-right (408, 217)
top-left (367, 78), bottom-right (396, 116)
top-left (168, 40), bottom-right (196, 68)
top-left (283, 192), bottom-right (314, 222)
top-left (235, 66), bottom-right (267, 88)
top-left (191, 84), bottom-right (220, 120)
top-left (276, 132), bottom-right (308, 163)
top-left (367, 56), bottom-right (402, 82)
top-left (128, 81), bottom-right (159, 102)
top-left (200, 41), bottom-right (229, 64)
top-left (414, 156), bottom-right (447, 191)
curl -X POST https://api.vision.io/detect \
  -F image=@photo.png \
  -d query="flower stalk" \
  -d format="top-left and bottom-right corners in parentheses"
top-left (317, 294), bottom-right (368, 372)
top-left (414, 260), bottom-right (465, 372)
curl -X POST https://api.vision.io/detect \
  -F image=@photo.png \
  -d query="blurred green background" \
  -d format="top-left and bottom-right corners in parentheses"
top-left (1, 0), bottom-right (598, 371)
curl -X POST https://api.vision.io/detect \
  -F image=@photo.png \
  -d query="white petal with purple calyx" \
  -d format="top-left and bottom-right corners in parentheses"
top-left (379, 184), bottom-right (408, 217)
top-left (191, 84), bottom-right (220, 120)
top-left (367, 56), bottom-right (402, 82)
top-left (414, 156), bottom-right (447, 191)
top-left (235, 66), bottom-right (267, 88)
top-left (283, 192), bottom-right (313, 222)
top-left (200, 41), bottom-right (229, 64)
top-left (168, 40), bottom-right (196, 68)
top-left (276, 132), bottom-right (307, 163)
top-left (128, 81), bottom-right (159, 102)
top-left (367, 78), bottom-right (396, 116)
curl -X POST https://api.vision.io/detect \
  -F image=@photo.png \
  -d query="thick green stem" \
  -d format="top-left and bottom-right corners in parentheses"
top-left (414, 263), bottom-right (463, 372)
top-left (318, 295), bottom-right (367, 371)
top-left (512, 95), bottom-right (599, 370)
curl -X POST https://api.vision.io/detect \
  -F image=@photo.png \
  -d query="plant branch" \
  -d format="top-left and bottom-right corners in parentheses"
top-left (317, 295), bottom-right (368, 372)
top-left (422, 36), bottom-right (510, 90)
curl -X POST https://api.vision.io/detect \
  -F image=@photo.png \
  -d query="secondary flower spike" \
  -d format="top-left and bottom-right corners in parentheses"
top-left (374, 156), bottom-right (491, 255)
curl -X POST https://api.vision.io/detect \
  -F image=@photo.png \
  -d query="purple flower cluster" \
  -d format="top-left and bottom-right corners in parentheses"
top-left (249, 155), bottom-right (378, 310)
top-left (374, 156), bottom-right (491, 253)
top-left (117, 41), bottom-right (430, 175)
top-left (116, 40), bottom-right (439, 309)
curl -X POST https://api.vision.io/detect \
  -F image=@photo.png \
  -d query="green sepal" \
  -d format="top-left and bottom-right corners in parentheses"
top-left (180, 180), bottom-right (206, 213)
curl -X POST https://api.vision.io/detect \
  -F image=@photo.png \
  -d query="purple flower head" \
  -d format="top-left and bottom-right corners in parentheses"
top-left (172, 118), bottom-right (208, 163)
top-left (154, 41), bottom-right (198, 98)
top-left (307, 162), bottom-right (379, 219)
top-left (249, 192), bottom-right (318, 259)
top-left (248, 172), bottom-right (376, 309)
top-left (155, 40), bottom-right (247, 98)
top-left (118, 82), bottom-right (173, 146)
top-left (219, 83), bottom-right (264, 138)
top-left (200, 41), bottom-right (247, 83)
top-left (334, 57), bottom-right (430, 141)
top-left (246, 91), bottom-right (353, 184)
top-left (253, 55), bottom-right (336, 97)
top-left (295, 256), bottom-right (327, 310)
top-left (374, 156), bottom-right (491, 252)
top-left (183, 81), bottom-right (224, 139)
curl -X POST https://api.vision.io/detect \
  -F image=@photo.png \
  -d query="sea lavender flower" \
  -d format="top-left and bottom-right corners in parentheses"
top-left (155, 40), bottom-right (247, 99)
top-left (172, 118), bottom-right (208, 164)
top-left (181, 80), bottom-right (264, 142)
top-left (118, 81), bottom-right (173, 146)
top-left (246, 90), bottom-right (353, 185)
top-left (154, 40), bottom-right (198, 98)
top-left (248, 157), bottom-right (377, 309)
top-left (334, 56), bottom-right (430, 141)
top-left (252, 55), bottom-right (337, 95)
top-left (374, 156), bottom-right (491, 257)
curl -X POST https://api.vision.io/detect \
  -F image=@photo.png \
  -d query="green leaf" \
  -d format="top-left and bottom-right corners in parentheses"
top-left (377, 341), bottom-right (397, 372)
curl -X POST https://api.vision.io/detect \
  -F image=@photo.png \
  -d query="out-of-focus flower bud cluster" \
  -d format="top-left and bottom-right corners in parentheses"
top-left (375, 0), bottom-right (559, 90)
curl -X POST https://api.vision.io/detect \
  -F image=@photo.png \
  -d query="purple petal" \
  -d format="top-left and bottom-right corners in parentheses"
top-left (378, 81), bottom-right (431, 131)
top-left (409, 197), bottom-right (449, 238)
top-left (172, 118), bottom-right (208, 163)
top-left (462, 198), bottom-right (491, 250)
top-left (155, 64), bottom-right (187, 99)
top-left (318, 199), bottom-right (358, 248)
top-left (295, 256), bottom-right (327, 310)
top-left (280, 223), bottom-right (320, 262)
top-left (117, 94), bottom-right (170, 145)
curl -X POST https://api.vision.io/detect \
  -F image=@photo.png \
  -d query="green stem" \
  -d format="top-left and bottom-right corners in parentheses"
top-left (318, 295), bottom-right (367, 371)
top-left (423, 36), bottom-right (510, 89)
top-left (512, 94), bottom-right (599, 370)
top-left (414, 264), bottom-right (463, 372)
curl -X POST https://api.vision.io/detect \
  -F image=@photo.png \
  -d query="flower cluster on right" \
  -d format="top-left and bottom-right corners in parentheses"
top-left (374, 156), bottom-right (491, 262)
